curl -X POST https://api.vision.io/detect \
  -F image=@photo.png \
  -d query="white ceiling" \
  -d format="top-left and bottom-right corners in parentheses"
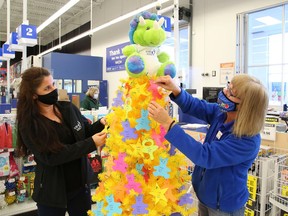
top-left (0, 0), bottom-right (105, 46)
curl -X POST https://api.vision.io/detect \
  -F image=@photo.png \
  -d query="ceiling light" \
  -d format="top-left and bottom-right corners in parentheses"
top-left (256, 16), bottom-right (281, 26)
top-left (37, 0), bottom-right (80, 33)
top-left (37, 0), bottom-right (170, 57)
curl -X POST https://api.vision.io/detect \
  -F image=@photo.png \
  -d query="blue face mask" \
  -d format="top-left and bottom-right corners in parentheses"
top-left (217, 90), bottom-right (238, 112)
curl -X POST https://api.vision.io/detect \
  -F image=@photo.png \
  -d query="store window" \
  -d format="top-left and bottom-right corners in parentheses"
top-left (162, 26), bottom-right (190, 88)
top-left (237, 3), bottom-right (288, 108)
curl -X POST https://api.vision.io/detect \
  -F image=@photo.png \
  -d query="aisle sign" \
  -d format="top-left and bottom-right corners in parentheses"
top-left (17, 24), bottom-right (37, 47)
top-left (158, 15), bottom-right (172, 36)
top-left (9, 32), bottom-right (23, 52)
top-left (260, 116), bottom-right (279, 141)
top-left (2, 43), bottom-right (15, 59)
top-left (106, 42), bottom-right (130, 72)
top-left (0, 48), bottom-right (6, 61)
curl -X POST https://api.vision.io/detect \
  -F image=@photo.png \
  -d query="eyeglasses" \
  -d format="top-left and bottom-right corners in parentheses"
top-left (226, 82), bottom-right (237, 98)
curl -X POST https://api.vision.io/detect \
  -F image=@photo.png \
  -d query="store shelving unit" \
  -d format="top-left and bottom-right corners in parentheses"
top-left (246, 156), bottom-right (277, 216)
top-left (270, 155), bottom-right (288, 215)
top-left (0, 199), bottom-right (36, 216)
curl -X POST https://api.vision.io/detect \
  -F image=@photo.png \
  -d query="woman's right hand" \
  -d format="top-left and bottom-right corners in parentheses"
top-left (92, 131), bottom-right (107, 147)
top-left (154, 75), bottom-right (181, 97)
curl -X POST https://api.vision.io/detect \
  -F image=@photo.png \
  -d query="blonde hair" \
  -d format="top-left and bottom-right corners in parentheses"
top-left (86, 86), bottom-right (99, 97)
top-left (232, 74), bottom-right (268, 137)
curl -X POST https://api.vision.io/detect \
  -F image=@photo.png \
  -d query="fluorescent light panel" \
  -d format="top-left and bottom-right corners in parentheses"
top-left (37, 0), bottom-right (170, 57)
top-left (37, 0), bottom-right (80, 33)
top-left (256, 16), bottom-right (281, 26)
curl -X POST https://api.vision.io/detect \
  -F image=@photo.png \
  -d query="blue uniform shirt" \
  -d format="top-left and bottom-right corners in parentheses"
top-left (165, 89), bottom-right (260, 212)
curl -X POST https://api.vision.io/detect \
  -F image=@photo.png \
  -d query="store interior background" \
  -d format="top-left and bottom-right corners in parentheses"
top-left (0, 0), bottom-right (288, 215)
top-left (90, 0), bottom-right (286, 108)
top-left (0, 0), bottom-right (286, 108)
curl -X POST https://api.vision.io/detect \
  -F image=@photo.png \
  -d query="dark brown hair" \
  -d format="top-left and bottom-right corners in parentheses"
top-left (16, 67), bottom-right (63, 156)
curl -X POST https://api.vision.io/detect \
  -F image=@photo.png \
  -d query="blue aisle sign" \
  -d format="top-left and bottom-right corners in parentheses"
top-left (0, 48), bottom-right (6, 61)
top-left (158, 15), bottom-right (172, 33)
top-left (106, 42), bottom-right (130, 72)
top-left (9, 32), bottom-right (23, 52)
top-left (17, 24), bottom-right (37, 46)
top-left (2, 43), bottom-right (15, 59)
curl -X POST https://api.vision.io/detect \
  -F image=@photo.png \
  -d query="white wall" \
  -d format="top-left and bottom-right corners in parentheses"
top-left (91, 0), bottom-right (285, 106)
top-left (191, 0), bottom-right (285, 98)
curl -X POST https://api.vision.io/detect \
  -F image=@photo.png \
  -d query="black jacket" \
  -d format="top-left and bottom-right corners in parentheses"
top-left (19, 101), bottom-right (105, 208)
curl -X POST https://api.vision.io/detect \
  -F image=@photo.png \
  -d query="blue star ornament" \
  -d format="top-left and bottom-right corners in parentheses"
top-left (153, 157), bottom-right (171, 179)
top-left (135, 109), bottom-right (151, 131)
top-left (105, 195), bottom-right (123, 216)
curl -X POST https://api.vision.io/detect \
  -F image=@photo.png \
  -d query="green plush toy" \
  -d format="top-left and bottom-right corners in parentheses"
top-left (123, 11), bottom-right (176, 78)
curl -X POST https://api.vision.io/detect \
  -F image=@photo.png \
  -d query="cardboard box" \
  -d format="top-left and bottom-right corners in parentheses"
top-left (58, 89), bottom-right (70, 101)
top-left (72, 95), bottom-right (80, 109)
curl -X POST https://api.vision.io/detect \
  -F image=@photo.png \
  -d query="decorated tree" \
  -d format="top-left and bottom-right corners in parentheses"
top-left (89, 11), bottom-right (195, 216)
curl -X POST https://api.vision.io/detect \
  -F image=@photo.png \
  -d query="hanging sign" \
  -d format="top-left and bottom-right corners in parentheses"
top-left (106, 42), bottom-right (130, 72)
top-left (2, 43), bottom-right (15, 59)
top-left (9, 32), bottom-right (23, 52)
top-left (158, 15), bottom-right (172, 37)
top-left (0, 48), bottom-right (7, 61)
top-left (17, 24), bottom-right (37, 47)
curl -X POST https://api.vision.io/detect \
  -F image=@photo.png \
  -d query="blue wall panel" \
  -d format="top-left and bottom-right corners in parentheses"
top-left (43, 52), bottom-right (105, 103)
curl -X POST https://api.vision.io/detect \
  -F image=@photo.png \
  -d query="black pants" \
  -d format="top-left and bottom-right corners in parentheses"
top-left (37, 186), bottom-right (91, 216)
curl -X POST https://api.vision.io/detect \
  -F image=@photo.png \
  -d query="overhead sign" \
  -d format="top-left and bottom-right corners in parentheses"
top-left (106, 42), bottom-right (130, 72)
top-left (0, 48), bottom-right (7, 61)
top-left (9, 32), bottom-right (23, 52)
top-left (2, 43), bottom-right (15, 59)
top-left (17, 24), bottom-right (37, 47)
top-left (158, 15), bottom-right (172, 32)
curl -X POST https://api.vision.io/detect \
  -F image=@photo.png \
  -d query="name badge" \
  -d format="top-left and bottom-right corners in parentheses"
top-left (216, 131), bottom-right (223, 140)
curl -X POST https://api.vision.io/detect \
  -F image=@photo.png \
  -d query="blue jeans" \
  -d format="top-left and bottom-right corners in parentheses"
top-left (37, 186), bottom-right (91, 216)
top-left (198, 201), bottom-right (245, 216)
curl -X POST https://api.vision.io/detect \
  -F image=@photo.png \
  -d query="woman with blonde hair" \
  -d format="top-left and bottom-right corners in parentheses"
top-left (81, 86), bottom-right (102, 110)
top-left (148, 74), bottom-right (268, 216)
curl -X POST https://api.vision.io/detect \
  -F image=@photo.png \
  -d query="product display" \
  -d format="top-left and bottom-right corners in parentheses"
top-left (0, 114), bottom-right (36, 213)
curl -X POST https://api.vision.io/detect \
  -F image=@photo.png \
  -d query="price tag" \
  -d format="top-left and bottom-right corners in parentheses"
top-left (261, 123), bottom-right (276, 141)
top-left (8, 178), bottom-right (15, 183)
top-left (9, 191), bottom-right (15, 196)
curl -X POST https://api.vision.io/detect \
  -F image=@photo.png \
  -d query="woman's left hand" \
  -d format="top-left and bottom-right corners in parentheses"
top-left (100, 117), bottom-right (107, 125)
top-left (148, 101), bottom-right (173, 131)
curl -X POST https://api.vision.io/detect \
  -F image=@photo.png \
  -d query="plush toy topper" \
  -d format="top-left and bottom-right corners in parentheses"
top-left (123, 11), bottom-right (176, 78)
top-left (128, 11), bottom-right (165, 45)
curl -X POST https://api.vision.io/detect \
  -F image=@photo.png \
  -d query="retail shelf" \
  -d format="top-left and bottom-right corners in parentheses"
top-left (0, 200), bottom-right (36, 216)
top-left (270, 154), bottom-right (288, 215)
top-left (269, 193), bottom-right (288, 212)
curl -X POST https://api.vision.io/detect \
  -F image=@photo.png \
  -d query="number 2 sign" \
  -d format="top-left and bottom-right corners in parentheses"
top-left (17, 24), bottom-right (37, 47)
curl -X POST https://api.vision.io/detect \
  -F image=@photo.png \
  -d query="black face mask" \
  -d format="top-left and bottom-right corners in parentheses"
top-left (37, 89), bottom-right (58, 105)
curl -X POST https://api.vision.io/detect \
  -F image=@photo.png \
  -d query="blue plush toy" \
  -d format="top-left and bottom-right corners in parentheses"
top-left (122, 11), bottom-right (176, 78)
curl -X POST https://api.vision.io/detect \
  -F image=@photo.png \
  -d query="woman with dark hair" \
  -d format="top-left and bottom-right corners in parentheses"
top-left (148, 74), bottom-right (269, 216)
top-left (16, 67), bottom-right (107, 216)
